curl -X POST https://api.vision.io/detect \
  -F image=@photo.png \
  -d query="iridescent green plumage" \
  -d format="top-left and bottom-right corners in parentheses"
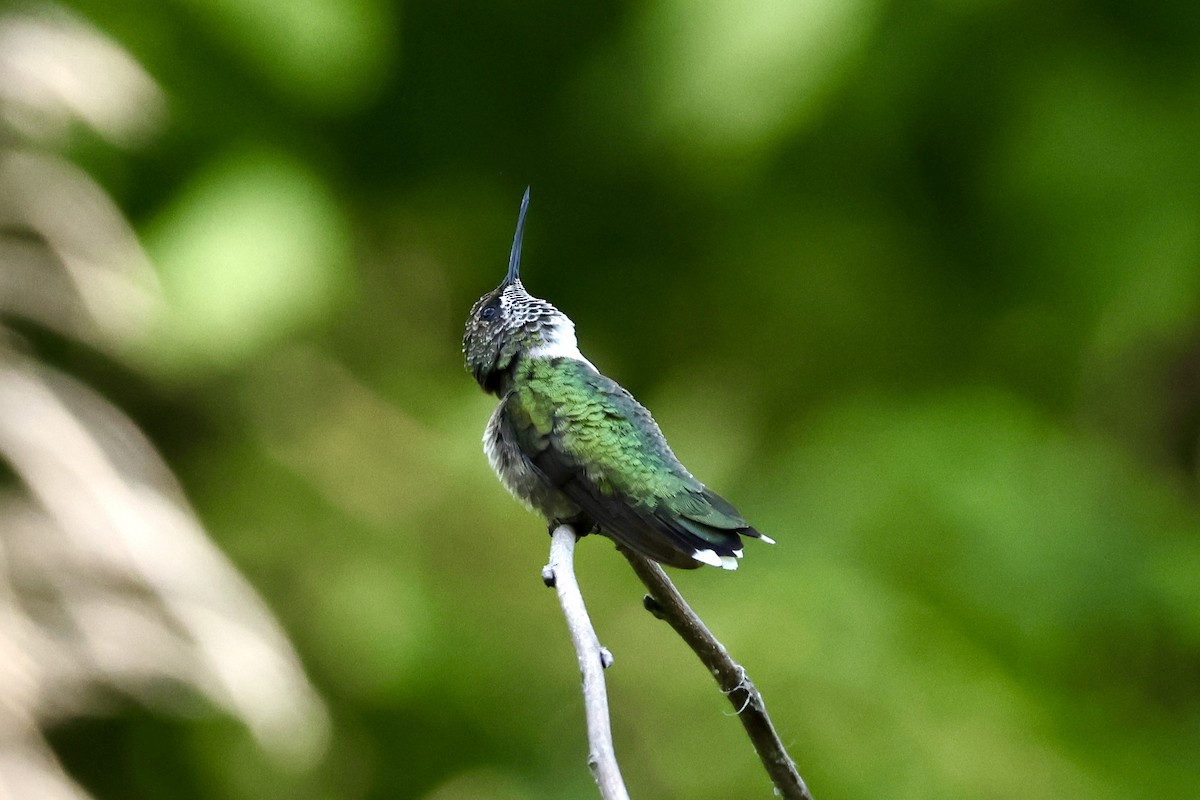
top-left (463, 189), bottom-right (772, 569)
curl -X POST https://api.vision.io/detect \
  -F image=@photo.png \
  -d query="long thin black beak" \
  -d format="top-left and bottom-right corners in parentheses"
top-left (505, 187), bottom-right (530, 285)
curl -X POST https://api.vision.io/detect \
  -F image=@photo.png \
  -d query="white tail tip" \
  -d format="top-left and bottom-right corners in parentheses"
top-left (758, 534), bottom-right (776, 545)
top-left (693, 548), bottom-right (741, 570)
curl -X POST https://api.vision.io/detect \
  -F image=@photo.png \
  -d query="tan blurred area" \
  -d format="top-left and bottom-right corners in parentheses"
top-left (0, 10), bottom-right (326, 799)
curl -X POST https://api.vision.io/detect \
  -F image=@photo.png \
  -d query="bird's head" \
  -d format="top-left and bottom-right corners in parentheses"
top-left (463, 189), bottom-right (578, 395)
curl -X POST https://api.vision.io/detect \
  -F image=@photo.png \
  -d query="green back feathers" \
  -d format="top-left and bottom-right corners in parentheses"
top-left (511, 358), bottom-right (697, 502)
top-left (502, 357), bottom-right (761, 568)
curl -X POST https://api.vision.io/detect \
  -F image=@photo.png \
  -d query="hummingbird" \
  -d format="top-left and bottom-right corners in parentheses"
top-left (463, 189), bottom-right (774, 569)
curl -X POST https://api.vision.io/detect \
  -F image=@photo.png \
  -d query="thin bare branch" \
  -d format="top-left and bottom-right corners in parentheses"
top-left (542, 525), bottom-right (629, 800)
top-left (621, 550), bottom-right (814, 800)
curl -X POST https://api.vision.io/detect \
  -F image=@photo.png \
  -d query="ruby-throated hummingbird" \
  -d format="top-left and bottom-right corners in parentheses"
top-left (463, 189), bottom-right (774, 569)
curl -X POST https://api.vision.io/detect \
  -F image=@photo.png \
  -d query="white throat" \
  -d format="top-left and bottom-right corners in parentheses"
top-left (527, 320), bottom-right (596, 370)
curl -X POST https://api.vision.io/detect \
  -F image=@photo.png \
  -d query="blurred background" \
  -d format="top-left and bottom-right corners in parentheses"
top-left (1, 0), bottom-right (1198, 798)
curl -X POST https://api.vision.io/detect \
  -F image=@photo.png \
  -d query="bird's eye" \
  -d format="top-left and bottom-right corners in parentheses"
top-left (481, 306), bottom-right (498, 320)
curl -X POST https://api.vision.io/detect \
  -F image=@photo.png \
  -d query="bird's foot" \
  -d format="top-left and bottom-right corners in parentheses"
top-left (546, 516), bottom-right (592, 538)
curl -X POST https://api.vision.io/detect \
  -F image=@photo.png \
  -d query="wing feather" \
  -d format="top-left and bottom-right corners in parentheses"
top-left (507, 359), bottom-right (761, 568)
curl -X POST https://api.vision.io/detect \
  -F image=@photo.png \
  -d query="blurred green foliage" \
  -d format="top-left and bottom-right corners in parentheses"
top-left (32, 0), bottom-right (1200, 797)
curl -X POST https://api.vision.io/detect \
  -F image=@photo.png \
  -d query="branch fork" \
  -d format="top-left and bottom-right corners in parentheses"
top-left (543, 523), bottom-right (813, 800)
